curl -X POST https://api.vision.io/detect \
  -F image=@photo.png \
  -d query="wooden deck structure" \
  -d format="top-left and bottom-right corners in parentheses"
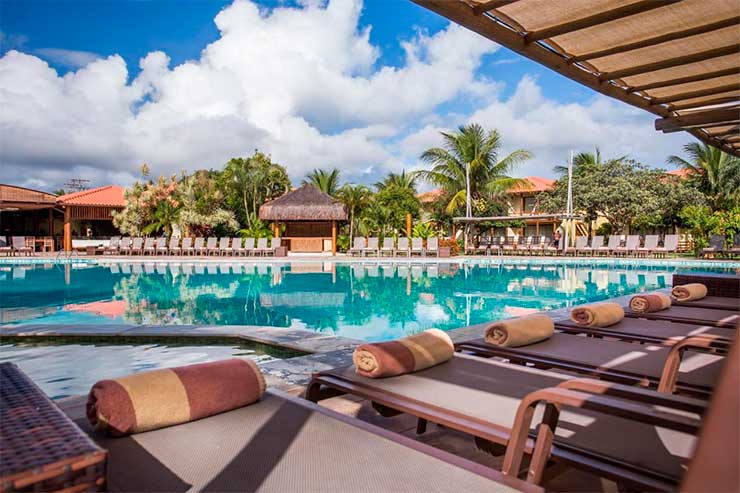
top-left (259, 185), bottom-right (347, 255)
top-left (56, 186), bottom-right (125, 251)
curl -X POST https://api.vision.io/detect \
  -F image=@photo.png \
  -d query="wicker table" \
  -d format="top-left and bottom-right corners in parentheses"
top-left (0, 363), bottom-right (106, 492)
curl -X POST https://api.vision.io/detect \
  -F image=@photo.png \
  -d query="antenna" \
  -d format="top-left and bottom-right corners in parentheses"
top-left (64, 178), bottom-right (90, 192)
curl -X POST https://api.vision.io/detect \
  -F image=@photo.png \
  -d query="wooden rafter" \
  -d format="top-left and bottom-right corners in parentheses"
top-left (525, 0), bottom-right (679, 44)
top-left (569, 16), bottom-right (740, 63)
top-left (655, 107), bottom-right (740, 133)
top-left (651, 83), bottom-right (740, 105)
top-left (709, 126), bottom-right (740, 137)
top-left (472, 0), bottom-right (518, 15)
top-left (601, 44), bottom-right (740, 81)
top-left (629, 68), bottom-right (739, 93)
top-left (670, 95), bottom-right (740, 111)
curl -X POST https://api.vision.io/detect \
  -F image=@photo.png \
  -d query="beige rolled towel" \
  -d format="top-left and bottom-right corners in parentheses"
top-left (671, 283), bottom-right (708, 302)
top-left (629, 292), bottom-right (672, 313)
top-left (570, 302), bottom-right (624, 327)
top-left (484, 314), bottom-right (554, 347)
top-left (353, 329), bottom-right (454, 378)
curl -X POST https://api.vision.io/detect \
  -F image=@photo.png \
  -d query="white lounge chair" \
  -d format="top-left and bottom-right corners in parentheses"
top-left (142, 237), bottom-right (156, 255)
top-left (243, 237), bottom-right (255, 256)
top-left (410, 237), bottom-right (424, 256)
top-left (218, 237), bottom-right (232, 256)
top-left (255, 237), bottom-right (270, 256)
top-left (654, 234), bottom-right (678, 258)
top-left (168, 236), bottom-right (181, 256)
top-left (155, 237), bottom-right (168, 255)
top-left (11, 236), bottom-right (33, 256)
top-left (380, 237), bottom-right (395, 257)
top-left (193, 237), bottom-right (206, 256)
top-left (268, 237), bottom-right (281, 256)
top-left (637, 235), bottom-right (659, 257)
top-left (205, 237), bottom-right (219, 256)
top-left (617, 235), bottom-right (640, 257)
top-left (349, 237), bottom-right (365, 257)
top-left (104, 236), bottom-right (121, 255)
top-left (363, 237), bottom-right (379, 257)
top-left (426, 237), bottom-right (439, 257)
top-left (232, 237), bottom-right (244, 256)
top-left (599, 235), bottom-right (621, 256)
top-left (180, 237), bottom-right (193, 255)
top-left (130, 237), bottom-right (144, 255)
top-left (589, 235), bottom-right (604, 255)
top-left (396, 237), bottom-right (410, 257)
top-left (118, 237), bottom-right (132, 255)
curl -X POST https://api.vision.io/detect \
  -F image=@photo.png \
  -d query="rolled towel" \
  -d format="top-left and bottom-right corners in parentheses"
top-left (629, 292), bottom-right (672, 313)
top-left (484, 314), bottom-right (554, 347)
top-left (571, 302), bottom-right (624, 327)
top-left (671, 283), bottom-right (708, 302)
top-left (353, 329), bottom-right (454, 378)
top-left (87, 358), bottom-right (265, 436)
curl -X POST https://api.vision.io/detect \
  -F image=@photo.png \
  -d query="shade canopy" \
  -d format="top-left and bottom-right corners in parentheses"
top-left (0, 184), bottom-right (57, 211)
top-left (412, 0), bottom-right (740, 156)
top-left (259, 184), bottom-right (347, 221)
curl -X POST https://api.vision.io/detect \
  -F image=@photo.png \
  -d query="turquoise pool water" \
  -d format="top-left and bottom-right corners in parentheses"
top-left (1, 260), bottom-right (737, 341)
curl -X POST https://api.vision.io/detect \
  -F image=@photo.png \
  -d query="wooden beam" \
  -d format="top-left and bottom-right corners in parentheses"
top-left (707, 125), bottom-right (740, 137)
top-left (670, 95), bottom-right (740, 111)
top-left (651, 83), bottom-right (740, 105)
top-left (725, 135), bottom-right (740, 143)
top-left (601, 44), bottom-right (740, 81)
top-left (629, 68), bottom-right (739, 93)
top-left (525, 0), bottom-right (679, 44)
top-left (472, 0), bottom-right (518, 15)
top-left (655, 107), bottom-right (740, 132)
top-left (570, 16), bottom-right (740, 63)
top-left (63, 207), bottom-right (72, 252)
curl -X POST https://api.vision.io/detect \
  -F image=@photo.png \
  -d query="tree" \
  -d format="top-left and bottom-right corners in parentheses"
top-left (418, 124), bottom-right (532, 215)
top-left (337, 184), bottom-right (372, 240)
top-left (553, 147), bottom-right (627, 176)
top-left (667, 142), bottom-right (740, 210)
top-left (375, 170), bottom-right (418, 192)
top-left (373, 184), bottom-right (421, 234)
top-left (303, 168), bottom-right (341, 196)
top-left (179, 171), bottom-right (238, 235)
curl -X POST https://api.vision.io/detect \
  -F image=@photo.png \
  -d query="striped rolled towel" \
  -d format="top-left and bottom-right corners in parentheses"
top-left (629, 292), bottom-right (672, 313)
top-left (87, 358), bottom-right (266, 436)
top-left (484, 314), bottom-right (554, 347)
top-left (571, 302), bottom-right (624, 327)
top-left (671, 283), bottom-right (708, 302)
top-left (353, 329), bottom-right (454, 378)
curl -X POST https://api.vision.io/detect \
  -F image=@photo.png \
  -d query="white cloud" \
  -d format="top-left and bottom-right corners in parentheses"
top-left (34, 48), bottom-right (102, 69)
top-left (0, 0), bottom-right (495, 189)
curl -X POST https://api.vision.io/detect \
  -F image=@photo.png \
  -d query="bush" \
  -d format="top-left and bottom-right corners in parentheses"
top-left (439, 238), bottom-right (459, 256)
top-left (336, 235), bottom-right (350, 252)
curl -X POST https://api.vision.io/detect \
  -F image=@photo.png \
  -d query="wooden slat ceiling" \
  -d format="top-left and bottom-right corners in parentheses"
top-left (412, 0), bottom-right (740, 156)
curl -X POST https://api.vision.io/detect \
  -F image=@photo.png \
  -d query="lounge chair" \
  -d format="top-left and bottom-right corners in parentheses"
top-left (0, 237), bottom-right (11, 256)
top-left (569, 236), bottom-right (590, 256)
top-left (192, 237), bottom-right (205, 256)
top-left (516, 236), bottom-right (533, 255)
top-left (728, 233), bottom-right (740, 258)
top-left (168, 236), bottom-right (181, 256)
top-left (396, 237), bottom-right (410, 257)
top-left (11, 236), bottom-right (33, 256)
top-left (599, 235), bottom-right (621, 256)
top-left (616, 235), bottom-right (639, 257)
top-left (380, 237), bottom-right (395, 257)
top-left (180, 237), bottom-right (193, 255)
top-left (268, 237), bottom-right (280, 256)
top-left (104, 236), bottom-right (121, 255)
top-left (626, 304), bottom-right (739, 327)
top-left (142, 238), bottom-right (156, 256)
top-left (130, 237), bottom-right (144, 255)
top-left (363, 237), bottom-right (379, 257)
top-left (155, 237), bottom-right (168, 255)
top-left (528, 236), bottom-right (545, 255)
top-left (589, 235), bottom-right (604, 255)
top-left (243, 237), bottom-right (255, 256)
top-left (410, 237), bottom-right (424, 256)
top-left (477, 236), bottom-right (492, 255)
top-left (218, 237), bottom-right (232, 256)
top-left (58, 384), bottom-right (538, 493)
top-left (654, 234), bottom-right (678, 258)
top-left (118, 237), bottom-right (132, 255)
top-left (205, 237), bottom-right (219, 256)
top-left (349, 237), bottom-right (365, 257)
top-left (702, 234), bottom-right (726, 258)
top-left (308, 352), bottom-right (704, 491)
top-left (456, 331), bottom-right (725, 398)
top-left (543, 236), bottom-right (559, 255)
top-left (672, 295), bottom-right (740, 311)
top-left (502, 236), bottom-right (517, 255)
top-left (637, 235), bottom-right (659, 257)
top-left (255, 237), bottom-right (269, 256)
top-left (427, 237), bottom-right (439, 257)
top-left (231, 237), bottom-right (244, 256)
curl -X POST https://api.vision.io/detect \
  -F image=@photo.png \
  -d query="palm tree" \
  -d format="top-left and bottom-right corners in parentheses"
top-left (337, 184), bottom-right (372, 241)
top-left (303, 168), bottom-right (341, 196)
top-left (418, 123), bottom-right (532, 215)
top-left (225, 153), bottom-right (289, 227)
top-left (375, 170), bottom-right (418, 192)
top-left (552, 148), bottom-right (627, 175)
top-left (667, 142), bottom-right (740, 210)
top-left (142, 199), bottom-right (181, 236)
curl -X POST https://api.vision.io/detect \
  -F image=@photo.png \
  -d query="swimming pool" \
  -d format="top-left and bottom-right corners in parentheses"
top-left (2, 259), bottom-right (736, 342)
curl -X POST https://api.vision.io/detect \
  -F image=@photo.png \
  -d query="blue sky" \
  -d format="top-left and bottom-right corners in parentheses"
top-left (0, 0), bottom-right (689, 189)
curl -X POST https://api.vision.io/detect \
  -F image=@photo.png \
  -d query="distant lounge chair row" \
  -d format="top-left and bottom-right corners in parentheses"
top-left (0, 236), bottom-right (35, 256)
top-left (471, 234), bottom-right (681, 257)
top-left (105, 236), bottom-right (281, 256)
top-left (471, 236), bottom-right (558, 256)
top-left (702, 233), bottom-right (740, 258)
top-left (348, 237), bottom-right (439, 257)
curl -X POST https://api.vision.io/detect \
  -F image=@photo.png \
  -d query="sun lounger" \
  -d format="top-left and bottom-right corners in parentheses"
top-left (571, 236), bottom-right (590, 256)
top-left (11, 236), bottom-right (33, 256)
top-left (129, 237), bottom-right (143, 255)
top-left (349, 237), bottom-right (365, 256)
top-left (254, 237), bottom-right (269, 256)
top-left (553, 316), bottom-right (735, 346)
top-left (702, 234), bottom-right (725, 258)
top-left (380, 237), bottom-right (395, 257)
top-left (477, 236), bottom-right (491, 255)
top-left (180, 237), bottom-right (193, 255)
top-left (104, 236), bottom-right (121, 255)
top-left (411, 237), bottom-right (424, 256)
top-left (426, 237), bottom-right (439, 257)
top-left (728, 233), bottom-right (740, 258)
top-left (672, 295), bottom-right (740, 311)
top-left (205, 237), bottom-right (219, 256)
top-left (528, 236), bottom-right (545, 255)
top-left (217, 237), bottom-right (231, 256)
top-left (456, 331), bottom-right (725, 398)
top-left (308, 352), bottom-right (703, 491)
top-left (637, 235), bottom-right (659, 257)
top-left (626, 304), bottom-right (739, 327)
top-left (653, 234), bottom-right (678, 258)
top-left (516, 236), bottom-right (532, 255)
top-left (168, 236), bottom-right (181, 255)
top-left (615, 235), bottom-right (639, 257)
top-left (396, 237), bottom-right (410, 257)
top-left (243, 237), bottom-right (255, 256)
top-left (588, 235), bottom-right (604, 255)
top-left (0, 237), bottom-right (11, 256)
top-left (142, 238), bottom-right (156, 255)
top-left (231, 237), bottom-right (243, 256)
top-left (155, 237), bottom-right (168, 255)
top-left (63, 386), bottom-right (538, 493)
top-left (193, 237), bottom-right (206, 255)
top-left (268, 237), bottom-right (280, 256)
top-left (362, 237), bottom-right (379, 256)
top-left (599, 235), bottom-right (620, 256)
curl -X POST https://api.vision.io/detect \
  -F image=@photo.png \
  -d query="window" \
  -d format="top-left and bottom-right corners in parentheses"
top-left (523, 196), bottom-right (538, 213)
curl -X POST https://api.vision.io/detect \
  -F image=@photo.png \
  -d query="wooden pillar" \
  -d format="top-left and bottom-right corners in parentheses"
top-left (48, 208), bottom-right (54, 251)
top-left (331, 220), bottom-right (337, 256)
top-left (406, 213), bottom-right (412, 237)
top-left (63, 207), bottom-right (72, 252)
top-left (273, 221), bottom-right (279, 237)
top-left (536, 221), bottom-right (540, 236)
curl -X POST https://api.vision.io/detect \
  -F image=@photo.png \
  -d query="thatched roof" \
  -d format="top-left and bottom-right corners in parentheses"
top-left (259, 184), bottom-right (347, 221)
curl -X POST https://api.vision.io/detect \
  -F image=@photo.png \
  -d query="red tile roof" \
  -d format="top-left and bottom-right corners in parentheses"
top-left (418, 189), bottom-right (445, 204)
top-left (57, 185), bottom-right (126, 207)
top-left (667, 168), bottom-right (694, 179)
top-left (508, 176), bottom-right (556, 194)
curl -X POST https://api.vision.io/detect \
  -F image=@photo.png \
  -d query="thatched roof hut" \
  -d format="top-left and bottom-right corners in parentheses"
top-left (259, 184), bottom-right (347, 221)
top-left (259, 185), bottom-right (346, 254)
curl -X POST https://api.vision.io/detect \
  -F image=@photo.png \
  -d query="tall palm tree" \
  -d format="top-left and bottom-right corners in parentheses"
top-left (375, 170), bottom-right (418, 192)
top-left (303, 168), bottom-right (341, 196)
top-left (225, 154), bottom-right (289, 227)
top-left (667, 142), bottom-right (740, 210)
top-left (418, 123), bottom-right (532, 215)
top-left (552, 148), bottom-right (627, 175)
top-left (337, 184), bottom-right (372, 240)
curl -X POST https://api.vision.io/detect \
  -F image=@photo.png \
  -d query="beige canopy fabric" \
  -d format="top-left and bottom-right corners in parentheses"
top-left (413, 0), bottom-right (740, 155)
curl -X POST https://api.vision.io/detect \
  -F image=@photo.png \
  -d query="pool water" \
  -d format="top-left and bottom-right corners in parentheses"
top-left (1, 261), bottom-right (736, 342)
top-left (0, 342), bottom-right (276, 399)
